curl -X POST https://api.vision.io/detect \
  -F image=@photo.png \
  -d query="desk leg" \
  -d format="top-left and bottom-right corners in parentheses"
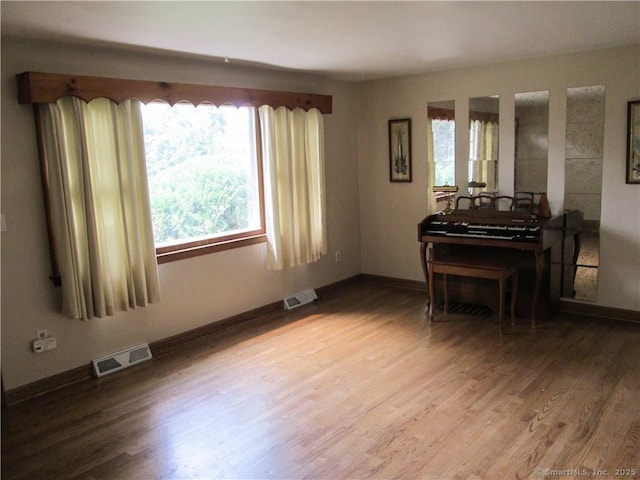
top-left (420, 242), bottom-right (430, 311)
top-left (419, 242), bottom-right (429, 287)
top-left (424, 244), bottom-right (437, 321)
top-left (428, 264), bottom-right (435, 321)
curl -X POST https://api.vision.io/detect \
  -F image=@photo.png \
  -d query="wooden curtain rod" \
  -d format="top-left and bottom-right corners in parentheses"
top-left (16, 71), bottom-right (332, 114)
top-left (428, 107), bottom-right (499, 123)
top-left (469, 111), bottom-right (499, 123)
top-left (428, 107), bottom-right (455, 121)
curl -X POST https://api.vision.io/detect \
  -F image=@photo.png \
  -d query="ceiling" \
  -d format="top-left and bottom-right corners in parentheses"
top-left (1, 1), bottom-right (639, 81)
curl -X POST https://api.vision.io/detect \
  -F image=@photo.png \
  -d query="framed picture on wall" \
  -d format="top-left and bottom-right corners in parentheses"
top-left (389, 118), bottom-right (412, 182)
top-left (627, 100), bottom-right (640, 184)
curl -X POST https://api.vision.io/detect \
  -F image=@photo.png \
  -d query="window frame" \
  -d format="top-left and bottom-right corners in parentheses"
top-left (152, 108), bottom-right (267, 264)
top-left (428, 106), bottom-right (456, 198)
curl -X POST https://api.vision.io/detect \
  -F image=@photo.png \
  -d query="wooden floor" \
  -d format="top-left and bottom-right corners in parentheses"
top-left (2, 282), bottom-right (639, 480)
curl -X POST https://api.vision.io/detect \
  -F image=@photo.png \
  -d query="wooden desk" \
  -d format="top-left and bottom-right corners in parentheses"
top-left (428, 257), bottom-right (518, 334)
top-left (418, 210), bottom-right (572, 326)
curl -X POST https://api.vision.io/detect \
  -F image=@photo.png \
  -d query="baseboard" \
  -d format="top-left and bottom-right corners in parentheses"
top-left (150, 300), bottom-right (283, 358)
top-left (360, 273), bottom-right (427, 292)
top-left (3, 364), bottom-right (93, 407)
top-left (559, 299), bottom-right (640, 323)
top-left (359, 274), bottom-right (640, 325)
top-left (317, 274), bottom-right (364, 296)
top-left (3, 274), bottom-right (363, 406)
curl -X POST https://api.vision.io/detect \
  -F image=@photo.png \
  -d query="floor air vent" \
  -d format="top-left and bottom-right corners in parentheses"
top-left (284, 289), bottom-right (318, 310)
top-left (92, 343), bottom-right (152, 378)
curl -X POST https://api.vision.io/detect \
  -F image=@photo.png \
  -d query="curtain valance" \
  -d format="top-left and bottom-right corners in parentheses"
top-left (427, 107), bottom-right (498, 123)
top-left (17, 72), bottom-right (333, 113)
top-left (427, 107), bottom-right (455, 121)
top-left (469, 111), bottom-right (499, 123)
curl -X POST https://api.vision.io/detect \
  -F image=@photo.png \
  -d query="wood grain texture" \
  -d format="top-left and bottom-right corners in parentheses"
top-left (2, 283), bottom-right (639, 479)
top-left (17, 72), bottom-right (333, 113)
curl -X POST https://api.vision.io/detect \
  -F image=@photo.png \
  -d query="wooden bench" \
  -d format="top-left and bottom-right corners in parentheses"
top-left (427, 258), bottom-right (518, 334)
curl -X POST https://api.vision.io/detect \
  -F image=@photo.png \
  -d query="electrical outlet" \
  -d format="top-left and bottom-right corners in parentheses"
top-left (335, 250), bottom-right (342, 262)
top-left (32, 337), bottom-right (57, 353)
top-left (43, 337), bottom-right (57, 351)
top-left (32, 339), bottom-right (44, 353)
top-left (37, 329), bottom-right (48, 339)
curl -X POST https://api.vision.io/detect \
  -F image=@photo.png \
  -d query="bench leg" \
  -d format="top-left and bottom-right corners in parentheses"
top-left (443, 273), bottom-right (448, 316)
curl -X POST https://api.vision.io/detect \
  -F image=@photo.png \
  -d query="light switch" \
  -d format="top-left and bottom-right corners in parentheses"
top-left (0, 214), bottom-right (6, 232)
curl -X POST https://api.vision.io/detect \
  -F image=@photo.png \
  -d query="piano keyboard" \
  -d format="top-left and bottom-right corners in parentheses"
top-left (422, 221), bottom-right (542, 242)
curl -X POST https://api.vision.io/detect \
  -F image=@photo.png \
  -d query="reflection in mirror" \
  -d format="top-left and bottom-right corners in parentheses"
top-left (469, 96), bottom-right (499, 195)
top-left (563, 85), bottom-right (605, 302)
top-left (427, 100), bottom-right (455, 186)
top-left (514, 91), bottom-right (549, 193)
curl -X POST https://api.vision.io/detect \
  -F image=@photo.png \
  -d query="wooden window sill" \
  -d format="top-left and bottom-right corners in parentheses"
top-left (156, 234), bottom-right (267, 264)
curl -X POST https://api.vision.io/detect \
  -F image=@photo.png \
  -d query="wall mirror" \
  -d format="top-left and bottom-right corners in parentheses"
top-left (514, 90), bottom-right (549, 193)
top-left (563, 85), bottom-right (605, 302)
top-left (427, 100), bottom-right (455, 187)
top-left (468, 96), bottom-right (499, 194)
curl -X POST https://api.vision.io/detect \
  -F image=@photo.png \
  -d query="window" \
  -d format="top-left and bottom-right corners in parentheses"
top-left (468, 97), bottom-right (500, 193)
top-left (427, 103), bottom-right (456, 210)
top-left (18, 71), bottom-right (332, 272)
top-left (140, 102), bottom-right (265, 261)
top-left (431, 118), bottom-right (456, 186)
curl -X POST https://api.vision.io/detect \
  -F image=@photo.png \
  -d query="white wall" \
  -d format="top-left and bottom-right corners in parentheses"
top-left (357, 45), bottom-right (640, 311)
top-left (0, 37), bottom-right (362, 390)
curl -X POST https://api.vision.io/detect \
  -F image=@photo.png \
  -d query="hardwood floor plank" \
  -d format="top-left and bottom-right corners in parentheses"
top-left (2, 283), bottom-right (638, 480)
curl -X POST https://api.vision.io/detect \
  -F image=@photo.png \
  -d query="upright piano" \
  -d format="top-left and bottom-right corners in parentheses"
top-left (418, 208), bottom-right (581, 324)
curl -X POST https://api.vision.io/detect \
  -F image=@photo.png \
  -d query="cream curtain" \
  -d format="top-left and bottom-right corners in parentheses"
top-left (258, 106), bottom-right (326, 269)
top-left (39, 97), bottom-right (160, 320)
top-left (469, 120), bottom-right (499, 191)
